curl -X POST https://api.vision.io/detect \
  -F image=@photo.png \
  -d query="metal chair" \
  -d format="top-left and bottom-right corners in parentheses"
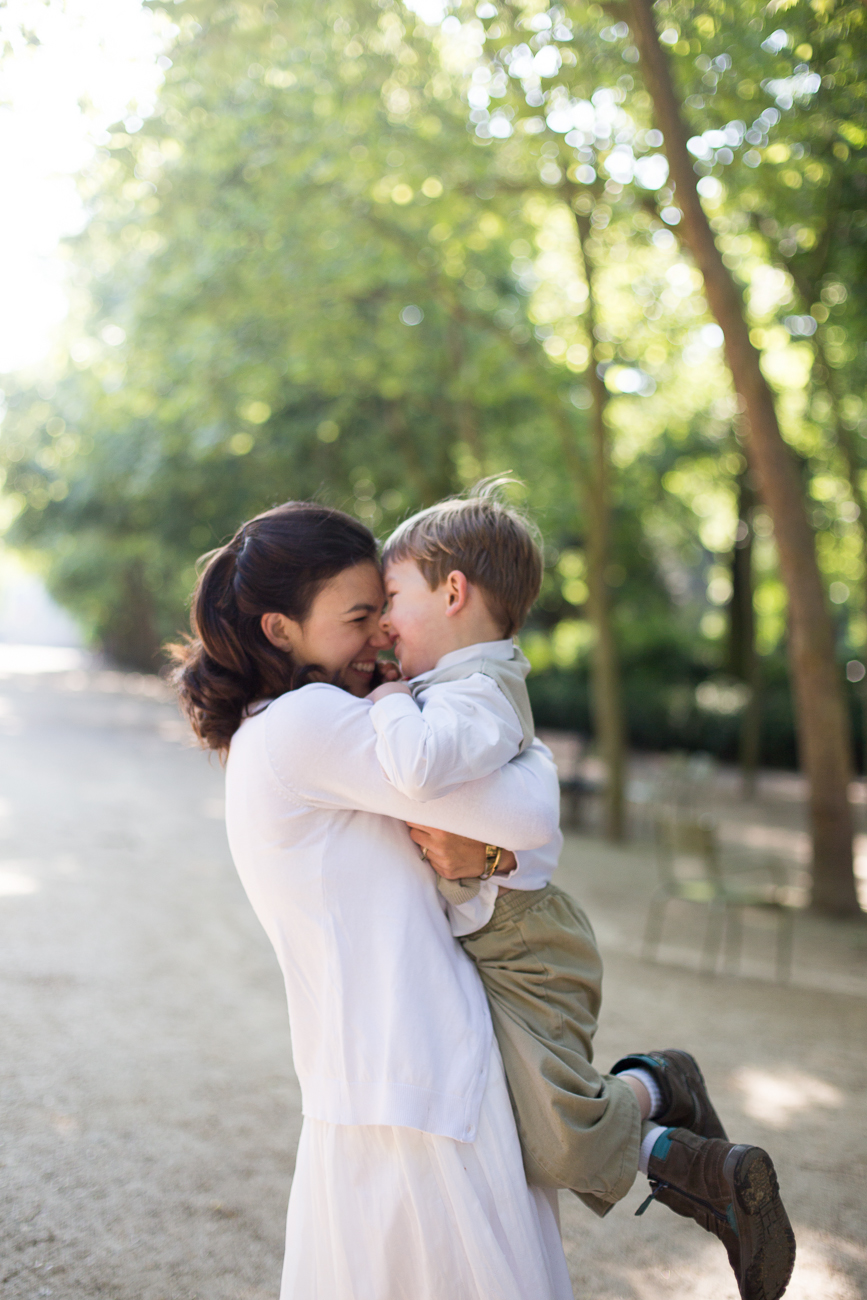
top-left (642, 813), bottom-right (797, 981)
top-left (559, 775), bottom-right (599, 829)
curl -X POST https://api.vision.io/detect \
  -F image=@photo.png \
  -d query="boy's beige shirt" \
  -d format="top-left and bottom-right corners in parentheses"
top-left (411, 642), bottom-right (535, 752)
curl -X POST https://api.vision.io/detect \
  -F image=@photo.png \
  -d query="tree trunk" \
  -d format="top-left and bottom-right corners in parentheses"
top-left (810, 339), bottom-right (867, 777)
top-left (766, 229), bottom-right (867, 777)
top-left (728, 472), bottom-right (761, 799)
top-left (572, 211), bottom-right (627, 841)
top-left (102, 558), bottom-right (162, 672)
top-left (626, 0), bottom-right (859, 915)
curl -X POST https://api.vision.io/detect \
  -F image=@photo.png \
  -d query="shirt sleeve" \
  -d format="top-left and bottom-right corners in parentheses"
top-left (265, 684), bottom-right (559, 851)
top-left (368, 674), bottom-right (524, 801)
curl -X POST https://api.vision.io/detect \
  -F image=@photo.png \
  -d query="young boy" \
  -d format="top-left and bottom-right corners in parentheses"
top-left (368, 483), bottom-right (795, 1300)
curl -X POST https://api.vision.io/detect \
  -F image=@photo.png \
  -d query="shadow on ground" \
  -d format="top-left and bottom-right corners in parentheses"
top-left (0, 672), bottom-right (864, 1299)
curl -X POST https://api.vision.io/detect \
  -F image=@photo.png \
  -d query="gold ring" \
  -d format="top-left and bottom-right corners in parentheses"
top-left (419, 846), bottom-right (428, 861)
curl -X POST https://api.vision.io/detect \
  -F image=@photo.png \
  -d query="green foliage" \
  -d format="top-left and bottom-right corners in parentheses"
top-left (0, 0), bottom-right (865, 768)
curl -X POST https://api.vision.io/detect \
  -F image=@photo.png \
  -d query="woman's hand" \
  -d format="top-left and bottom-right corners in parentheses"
top-left (406, 825), bottom-right (516, 879)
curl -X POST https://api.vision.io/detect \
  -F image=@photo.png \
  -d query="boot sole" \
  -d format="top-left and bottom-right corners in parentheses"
top-left (726, 1145), bottom-right (796, 1300)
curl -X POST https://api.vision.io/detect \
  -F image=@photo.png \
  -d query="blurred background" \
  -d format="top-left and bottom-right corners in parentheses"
top-left (1, 4), bottom-right (866, 1296)
top-left (2, 0), bottom-right (867, 884)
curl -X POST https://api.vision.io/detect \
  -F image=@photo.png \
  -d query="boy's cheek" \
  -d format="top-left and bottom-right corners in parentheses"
top-left (394, 647), bottom-right (416, 676)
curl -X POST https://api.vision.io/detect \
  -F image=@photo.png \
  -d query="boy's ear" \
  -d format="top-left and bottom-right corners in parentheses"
top-left (444, 570), bottom-right (469, 617)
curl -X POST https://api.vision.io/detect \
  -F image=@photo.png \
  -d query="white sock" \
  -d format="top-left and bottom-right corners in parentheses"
top-left (638, 1124), bottom-right (670, 1175)
top-left (617, 1067), bottom-right (663, 1119)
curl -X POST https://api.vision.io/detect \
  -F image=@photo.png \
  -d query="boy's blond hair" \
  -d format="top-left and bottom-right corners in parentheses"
top-left (381, 478), bottom-right (543, 637)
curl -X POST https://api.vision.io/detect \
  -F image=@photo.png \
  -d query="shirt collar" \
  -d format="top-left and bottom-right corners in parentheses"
top-left (410, 639), bottom-right (515, 685)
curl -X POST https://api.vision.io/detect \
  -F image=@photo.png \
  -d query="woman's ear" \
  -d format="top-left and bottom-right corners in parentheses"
top-left (444, 570), bottom-right (469, 617)
top-left (260, 612), bottom-right (299, 652)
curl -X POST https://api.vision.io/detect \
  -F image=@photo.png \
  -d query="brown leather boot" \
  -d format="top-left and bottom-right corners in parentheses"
top-left (611, 1049), bottom-right (728, 1139)
top-left (643, 1127), bottom-right (796, 1300)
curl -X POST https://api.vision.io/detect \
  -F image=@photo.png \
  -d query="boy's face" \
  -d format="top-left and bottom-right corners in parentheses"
top-left (380, 558), bottom-right (451, 679)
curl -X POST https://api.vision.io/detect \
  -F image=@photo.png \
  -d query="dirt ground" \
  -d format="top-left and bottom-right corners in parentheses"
top-left (1, 669), bottom-right (865, 1300)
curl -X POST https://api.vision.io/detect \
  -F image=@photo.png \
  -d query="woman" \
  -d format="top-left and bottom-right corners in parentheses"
top-left (171, 501), bottom-right (573, 1299)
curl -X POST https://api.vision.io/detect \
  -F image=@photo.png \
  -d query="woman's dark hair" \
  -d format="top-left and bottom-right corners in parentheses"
top-left (167, 502), bottom-right (378, 753)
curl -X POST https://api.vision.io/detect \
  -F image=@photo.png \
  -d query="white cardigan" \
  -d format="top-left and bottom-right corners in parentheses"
top-left (225, 682), bottom-right (561, 1143)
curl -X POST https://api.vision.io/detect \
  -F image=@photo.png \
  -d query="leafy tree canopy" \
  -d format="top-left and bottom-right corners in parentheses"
top-left (1, 0), bottom-right (865, 772)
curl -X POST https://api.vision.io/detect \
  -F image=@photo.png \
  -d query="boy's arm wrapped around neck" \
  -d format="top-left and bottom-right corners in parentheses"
top-left (369, 672), bottom-right (525, 801)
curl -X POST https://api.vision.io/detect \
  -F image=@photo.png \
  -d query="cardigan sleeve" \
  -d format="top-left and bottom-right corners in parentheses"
top-left (264, 684), bottom-right (559, 851)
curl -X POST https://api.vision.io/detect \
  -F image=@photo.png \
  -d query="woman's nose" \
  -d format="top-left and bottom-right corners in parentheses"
top-left (370, 625), bottom-right (392, 649)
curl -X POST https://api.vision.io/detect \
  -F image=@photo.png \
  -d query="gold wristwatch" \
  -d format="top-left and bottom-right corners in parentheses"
top-left (480, 844), bottom-right (503, 881)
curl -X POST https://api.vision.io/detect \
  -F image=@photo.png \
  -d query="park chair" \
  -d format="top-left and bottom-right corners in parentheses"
top-left (559, 774), bottom-right (600, 829)
top-left (642, 812), bottom-right (797, 981)
top-left (655, 752), bottom-right (718, 815)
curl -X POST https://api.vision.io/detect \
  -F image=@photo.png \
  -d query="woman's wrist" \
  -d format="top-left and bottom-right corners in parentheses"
top-left (494, 849), bottom-right (516, 876)
top-left (404, 829), bottom-right (518, 881)
top-left (480, 844), bottom-right (502, 880)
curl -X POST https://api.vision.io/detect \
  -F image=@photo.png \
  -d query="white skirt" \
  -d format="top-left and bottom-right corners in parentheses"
top-left (282, 1041), bottom-right (574, 1300)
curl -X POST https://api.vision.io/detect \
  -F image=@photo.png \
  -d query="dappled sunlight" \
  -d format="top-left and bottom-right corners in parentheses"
top-left (0, 0), bottom-right (168, 370)
top-left (0, 0), bottom-right (864, 1292)
top-left (0, 644), bottom-right (88, 674)
top-left (613, 1236), bottom-right (740, 1300)
top-left (718, 822), bottom-right (810, 861)
top-left (852, 837), bottom-right (867, 909)
top-left (0, 864), bottom-right (40, 896)
top-left (774, 1229), bottom-right (866, 1300)
top-left (730, 1066), bottom-right (844, 1128)
top-left (593, 1223), bottom-right (865, 1300)
top-left (49, 1111), bottom-right (81, 1138)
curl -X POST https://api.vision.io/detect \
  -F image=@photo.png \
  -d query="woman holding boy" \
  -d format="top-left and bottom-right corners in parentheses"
top-left (171, 489), bottom-right (794, 1300)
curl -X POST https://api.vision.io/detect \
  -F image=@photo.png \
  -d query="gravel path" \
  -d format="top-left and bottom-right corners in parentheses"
top-left (1, 671), bottom-right (864, 1299)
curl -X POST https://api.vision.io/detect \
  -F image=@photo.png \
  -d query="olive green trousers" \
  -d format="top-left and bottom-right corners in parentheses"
top-left (459, 883), bottom-right (641, 1217)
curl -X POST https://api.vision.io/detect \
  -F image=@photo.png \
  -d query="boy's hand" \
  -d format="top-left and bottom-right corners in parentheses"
top-left (368, 681), bottom-right (412, 703)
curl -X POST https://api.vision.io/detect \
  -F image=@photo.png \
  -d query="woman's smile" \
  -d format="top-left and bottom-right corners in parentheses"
top-left (346, 656), bottom-right (378, 684)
